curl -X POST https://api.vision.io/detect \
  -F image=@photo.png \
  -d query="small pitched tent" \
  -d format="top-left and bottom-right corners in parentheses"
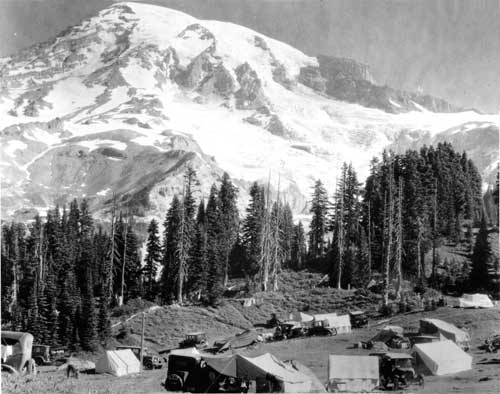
top-left (95, 349), bottom-right (140, 376)
top-left (419, 319), bottom-right (470, 350)
top-left (459, 293), bottom-right (494, 308)
top-left (216, 329), bottom-right (261, 352)
top-left (370, 326), bottom-right (404, 344)
top-left (204, 353), bottom-right (313, 393)
top-left (414, 340), bottom-right (472, 375)
top-left (328, 355), bottom-right (379, 392)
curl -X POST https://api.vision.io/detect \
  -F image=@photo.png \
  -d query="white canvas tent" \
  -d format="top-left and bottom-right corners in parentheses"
top-left (204, 353), bottom-right (314, 393)
top-left (459, 293), bottom-right (494, 308)
top-left (328, 355), bottom-right (379, 392)
top-left (95, 349), bottom-right (140, 376)
top-left (419, 319), bottom-right (470, 350)
top-left (313, 314), bottom-right (351, 334)
top-left (414, 340), bottom-right (472, 375)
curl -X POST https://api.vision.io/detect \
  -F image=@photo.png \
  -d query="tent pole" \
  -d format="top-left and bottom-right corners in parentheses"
top-left (140, 312), bottom-right (145, 372)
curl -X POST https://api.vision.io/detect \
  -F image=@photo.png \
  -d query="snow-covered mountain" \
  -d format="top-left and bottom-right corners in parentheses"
top-left (0, 2), bottom-right (498, 222)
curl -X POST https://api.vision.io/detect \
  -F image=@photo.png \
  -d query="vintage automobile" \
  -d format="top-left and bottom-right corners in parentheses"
top-left (179, 332), bottom-right (209, 350)
top-left (1, 331), bottom-right (37, 375)
top-left (273, 322), bottom-right (307, 341)
top-left (307, 320), bottom-right (338, 337)
top-left (115, 346), bottom-right (163, 369)
top-left (32, 345), bottom-right (67, 366)
top-left (349, 311), bottom-right (368, 328)
top-left (373, 352), bottom-right (424, 391)
top-left (164, 349), bottom-right (213, 392)
top-left (484, 335), bottom-right (500, 353)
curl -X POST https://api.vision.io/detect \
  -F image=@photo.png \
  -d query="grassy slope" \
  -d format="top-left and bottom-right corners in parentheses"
top-left (113, 270), bottom-right (382, 352)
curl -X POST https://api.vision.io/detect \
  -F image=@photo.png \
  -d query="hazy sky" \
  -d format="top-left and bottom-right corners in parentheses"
top-left (1, 0), bottom-right (499, 113)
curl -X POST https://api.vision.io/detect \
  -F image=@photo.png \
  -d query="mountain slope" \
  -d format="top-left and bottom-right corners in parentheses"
top-left (0, 2), bottom-right (498, 221)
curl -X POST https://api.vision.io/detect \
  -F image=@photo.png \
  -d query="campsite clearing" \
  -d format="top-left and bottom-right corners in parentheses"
top-left (3, 307), bottom-right (499, 393)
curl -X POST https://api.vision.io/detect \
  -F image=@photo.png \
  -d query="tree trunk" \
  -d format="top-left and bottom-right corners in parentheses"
top-left (395, 178), bottom-right (403, 300)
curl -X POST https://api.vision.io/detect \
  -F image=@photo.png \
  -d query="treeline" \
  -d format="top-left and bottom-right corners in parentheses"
top-left (1, 200), bottom-right (142, 351)
top-left (144, 169), bottom-right (304, 305)
top-left (1, 170), bottom-right (306, 348)
top-left (1, 142), bottom-right (498, 348)
top-left (309, 142), bottom-right (498, 301)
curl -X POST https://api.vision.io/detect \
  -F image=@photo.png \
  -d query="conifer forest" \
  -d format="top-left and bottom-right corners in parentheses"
top-left (2, 143), bottom-right (499, 349)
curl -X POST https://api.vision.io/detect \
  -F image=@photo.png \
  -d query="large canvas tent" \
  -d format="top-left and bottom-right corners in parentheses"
top-left (204, 353), bottom-right (313, 393)
top-left (313, 314), bottom-right (351, 334)
top-left (1, 331), bottom-right (33, 373)
top-left (458, 293), bottom-right (494, 308)
top-left (95, 349), bottom-right (140, 376)
top-left (328, 355), bottom-right (379, 392)
top-left (419, 319), bottom-right (470, 350)
top-left (414, 340), bottom-right (472, 375)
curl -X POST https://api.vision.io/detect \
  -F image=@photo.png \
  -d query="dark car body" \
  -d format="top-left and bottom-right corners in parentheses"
top-left (179, 332), bottom-right (208, 349)
top-left (349, 311), bottom-right (368, 328)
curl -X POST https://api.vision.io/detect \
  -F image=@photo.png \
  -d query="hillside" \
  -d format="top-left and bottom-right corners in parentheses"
top-left (0, 1), bottom-right (498, 224)
top-left (111, 270), bottom-right (382, 351)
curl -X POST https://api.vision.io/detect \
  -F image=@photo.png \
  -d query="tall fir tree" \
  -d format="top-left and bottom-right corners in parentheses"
top-left (218, 172), bottom-right (239, 287)
top-left (206, 185), bottom-right (224, 305)
top-left (144, 219), bottom-right (161, 301)
top-left (309, 180), bottom-right (329, 259)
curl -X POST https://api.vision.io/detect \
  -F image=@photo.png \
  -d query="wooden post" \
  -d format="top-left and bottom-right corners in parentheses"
top-left (140, 312), bottom-right (145, 372)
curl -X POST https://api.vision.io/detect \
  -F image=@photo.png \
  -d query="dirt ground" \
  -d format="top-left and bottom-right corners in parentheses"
top-left (3, 306), bottom-right (500, 394)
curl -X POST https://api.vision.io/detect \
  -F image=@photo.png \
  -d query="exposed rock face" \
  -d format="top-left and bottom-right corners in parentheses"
top-left (0, 2), bottom-right (496, 224)
top-left (234, 62), bottom-right (267, 110)
top-left (299, 55), bottom-right (460, 114)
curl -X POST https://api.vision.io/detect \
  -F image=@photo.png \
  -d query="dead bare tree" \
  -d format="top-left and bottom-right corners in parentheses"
top-left (395, 177), bottom-right (403, 300)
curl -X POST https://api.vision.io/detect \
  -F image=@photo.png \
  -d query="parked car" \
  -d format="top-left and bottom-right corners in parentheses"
top-left (164, 350), bottom-right (212, 392)
top-left (485, 335), bottom-right (500, 353)
top-left (1, 331), bottom-right (37, 375)
top-left (273, 322), bottom-right (307, 340)
top-left (349, 311), bottom-right (368, 328)
top-left (308, 320), bottom-right (337, 337)
top-left (373, 352), bottom-right (424, 391)
top-left (32, 345), bottom-right (68, 366)
top-left (115, 346), bottom-right (163, 369)
top-left (179, 332), bottom-right (209, 350)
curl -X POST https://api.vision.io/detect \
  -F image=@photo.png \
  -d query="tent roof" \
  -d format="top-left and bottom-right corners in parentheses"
top-left (217, 329), bottom-right (260, 352)
top-left (329, 355), bottom-right (379, 380)
top-left (289, 312), bottom-right (314, 322)
top-left (414, 340), bottom-right (472, 369)
top-left (204, 353), bottom-right (312, 384)
top-left (169, 347), bottom-right (201, 358)
top-left (420, 319), bottom-right (469, 340)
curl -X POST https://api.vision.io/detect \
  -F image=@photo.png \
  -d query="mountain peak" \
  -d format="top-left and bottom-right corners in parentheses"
top-left (1, 1), bottom-right (498, 221)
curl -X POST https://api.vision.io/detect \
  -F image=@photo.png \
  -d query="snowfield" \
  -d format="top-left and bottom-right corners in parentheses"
top-left (0, 1), bottom-right (498, 220)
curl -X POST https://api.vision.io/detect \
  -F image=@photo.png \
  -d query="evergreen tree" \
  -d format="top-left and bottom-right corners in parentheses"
top-left (144, 219), bottom-right (161, 300)
top-left (218, 173), bottom-right (239, 287)
top-left (291, 222), bottom-right (306, 270)
top-left (469, 216), bottom-right (494, 292)
top-left (309, 180), bottom-right (329, 259)
top-left (188, 201), bottom-right (209, 298)
top-left (161, 196), bottom-right (182, 302)
top-left (206, 185), bottom-right (224, 305)
top-left (241, 182), bottom-right (266, 288)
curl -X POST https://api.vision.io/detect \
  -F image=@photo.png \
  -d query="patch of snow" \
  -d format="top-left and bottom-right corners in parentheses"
top-left (76, 139), bottom-right (127, 151)
top-left (3, 140), bottom-right (28, 158)
top-left (96, 187), bottom-right (111, 196)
